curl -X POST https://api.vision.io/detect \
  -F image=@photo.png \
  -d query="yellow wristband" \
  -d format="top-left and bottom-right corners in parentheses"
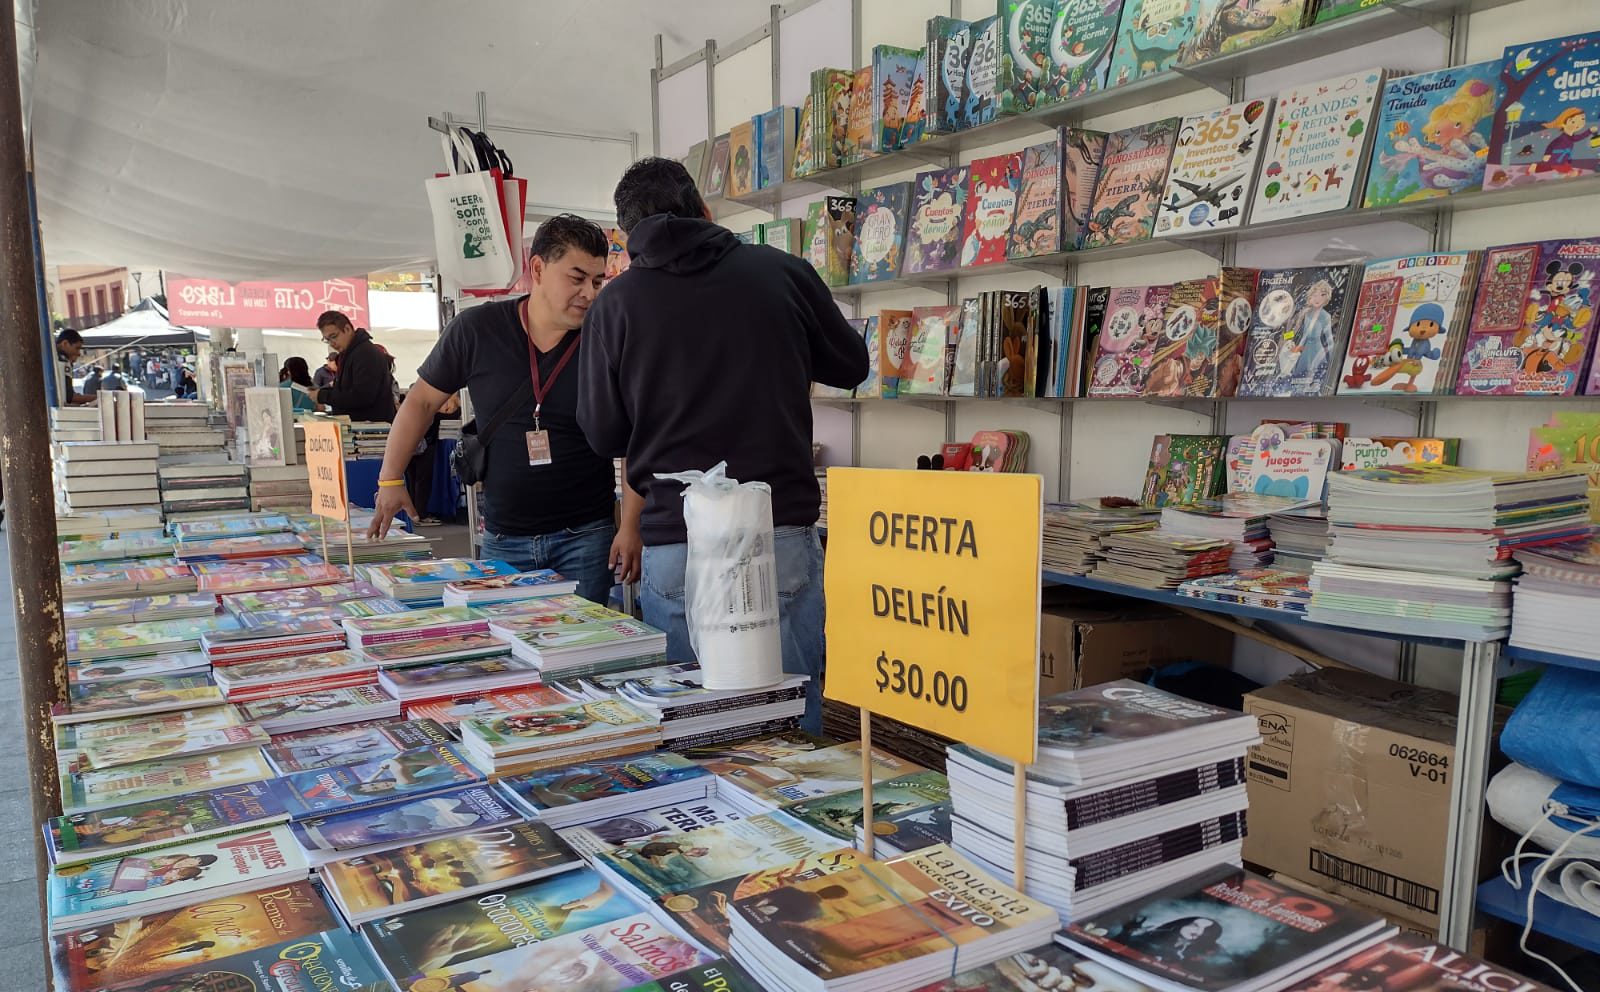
top-left (377, 478), bottom-right (407, 488)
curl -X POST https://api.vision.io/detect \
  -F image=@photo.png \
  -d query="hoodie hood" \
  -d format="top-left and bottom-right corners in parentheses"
top-left (626, 214), bottom-right (739, 274)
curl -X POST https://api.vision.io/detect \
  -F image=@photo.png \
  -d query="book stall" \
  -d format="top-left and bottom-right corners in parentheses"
top-left (7, 0), bottom-right (1600, 991)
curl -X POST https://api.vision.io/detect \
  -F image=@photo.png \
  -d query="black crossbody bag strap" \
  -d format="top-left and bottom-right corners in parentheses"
top-left (475, 376), bottom-right (534, 448)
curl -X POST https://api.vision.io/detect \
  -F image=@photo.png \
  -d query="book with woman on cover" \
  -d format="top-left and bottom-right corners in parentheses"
top-left (1236, 264), bottom-right (1358, 397)
top-left (659, 848), bottom-right (863, 955)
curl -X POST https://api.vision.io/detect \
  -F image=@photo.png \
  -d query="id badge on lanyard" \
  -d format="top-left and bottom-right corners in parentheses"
top-left (523, 300), bottom-right (579, 468)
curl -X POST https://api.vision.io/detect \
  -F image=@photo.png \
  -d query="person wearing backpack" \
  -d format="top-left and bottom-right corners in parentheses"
top-left (365, 215), bottom-right (641, 605)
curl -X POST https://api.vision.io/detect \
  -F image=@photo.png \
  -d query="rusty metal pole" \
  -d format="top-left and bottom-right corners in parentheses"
top-left (0, 0), bottom-right (68, 972)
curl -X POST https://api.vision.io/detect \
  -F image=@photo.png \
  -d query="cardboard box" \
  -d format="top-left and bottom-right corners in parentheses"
top-left (1039, 597), bottom-right (1235, 695)
top-left (1243, 668), bottom-right (1464, 930)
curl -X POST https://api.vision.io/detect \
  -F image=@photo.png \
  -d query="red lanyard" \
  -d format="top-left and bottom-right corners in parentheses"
top-left (521, 297), bottom-right (579, 429)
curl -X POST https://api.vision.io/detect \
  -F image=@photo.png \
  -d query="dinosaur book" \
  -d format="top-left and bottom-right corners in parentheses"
top-left (1108, 0), bottom-right (1195, 87)
top-left (1081, 118), bottom-right (1180, 249)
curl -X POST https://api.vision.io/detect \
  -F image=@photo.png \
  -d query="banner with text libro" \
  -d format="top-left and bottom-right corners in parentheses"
top-left (303, 420), bottom-right (351, 572)
top-left (823, 468), bottom-right (1042, 876)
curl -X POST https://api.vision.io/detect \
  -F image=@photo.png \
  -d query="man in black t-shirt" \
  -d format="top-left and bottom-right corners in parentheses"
top-left (368, 216), bottom-right (640, 604)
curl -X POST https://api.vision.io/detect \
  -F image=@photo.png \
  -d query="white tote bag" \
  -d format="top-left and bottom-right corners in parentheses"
top-left (426, 130), bottom-right (516, 289)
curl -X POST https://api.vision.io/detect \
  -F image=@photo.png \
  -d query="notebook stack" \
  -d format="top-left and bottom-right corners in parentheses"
top-left (1178, 569), bottom-right (1312, 613)
top-left (62, 591), bottom-right (216, 630)
top-left (457, 699), bottom-right (663, 777)
top-left (57, 534), bottom-right (174, 565)
top-left (174, 531), bottom-right (306, 562)
top-left (342, 605), bottom-right (494, 661)
top-left (1042, 502), bottom-right (1159, 575)
top-left (66, 615), bottom-right (241, 663)
top-left (1089, 530), bottom-right (1234, 590)
top-left (246, 463), bottom-right (312, 512)
top-left (1509, 531), bottom-right (1600, 662)
top-left (1057, 866), bottom-right (1395, 992)
top-left (62, 559), bottom-right (196, 600)
top-left (55, 506), bottom-right (164, 541)
top-left (360, 558), bottom-right (519, 607)
top-left (171, 512), bottom-right (292, 543)
top-left (946, 680), bottom-right (1259, 922)
top-left (489, 601), bottom-right (669, 677)
top-left (1312, 466), bottom-right (1591, 640)
top-left (157, 459), bottom-right (251, 515)
top-left (54, 442), bottom-right (160, 513)
top-left (441, 569), bottom-right (578, 606)
top-left (144, 401), bottom-right (228, 453)
top-left (236, 683), bottom-right (401, 734)
top-left (308, 523), bottom-right (435, 566)
top-left (1267, 506), bottom-right (1331, 575)
top-left (558, 662), bottom-right (808, 747)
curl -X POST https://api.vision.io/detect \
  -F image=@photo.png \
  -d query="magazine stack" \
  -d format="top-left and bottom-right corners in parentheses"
top-left (1089, 530), bottom-right (1233, 590)
top-left (557, 662), bottom-right (809, 746)
top-left (497, 750), bottom-right (715, 827)
top-left (441, 568), bottom-right (578, 605)
top-left (360, 558), bottom-right (519, 607)
top-left (1042, 501), bottom-right (1159, 575)
top-left (1509, 530), bottom-right (1600, 661)
top-left (456, 698), bottom-right (664, 776)
top-left (700, 735), bottom-right (926, 815)
top-left (212, 648), bottom-right (381, 701)
top-left (376, 653), bottom-right (544, 704)
top-left (1265, 506), bottom-right (1330, 574)
top-left (1312, 465), bottom-right (1591, 640)
top-left (490, 600), bottom-right (671, 676)
top-left (946, 680), bottom-right (1258, 921)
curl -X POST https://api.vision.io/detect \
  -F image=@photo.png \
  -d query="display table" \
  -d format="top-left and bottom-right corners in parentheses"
top-left (343, 440), bottom-right (459, 519)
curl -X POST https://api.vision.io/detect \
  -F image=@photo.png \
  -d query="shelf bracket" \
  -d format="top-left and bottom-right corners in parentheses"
top-left (1359, 396), bottom-right (1427, 416)
top-left (1170, 62), bottom-right (1237, 98)
top-left (1143, 397), bottom-right (1217, 416)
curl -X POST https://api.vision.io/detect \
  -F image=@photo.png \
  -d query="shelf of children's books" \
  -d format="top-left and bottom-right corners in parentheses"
top-left (815, 394), bottom-right (1600, 410)
top-left (1042, 570), bottom-right (1481, 649)
top-left (1502, 645), bottom-right (1600, 673)
top-left (1477, 875), bottom-right (1600, 955)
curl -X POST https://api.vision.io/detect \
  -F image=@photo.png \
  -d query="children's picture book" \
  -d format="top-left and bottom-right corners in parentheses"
top-left (1249, 435), bottom-right (1337, 500)
top-left (1081, 118), bottom-right (1180, 248)
top-left (361, 867), bottom-right (637, 979)
top-left (1484, 32), bottom-right (1600, 191)
top-left (1062, 127), bottom-right (1109, 249)
top-left (1010, 136), bottom-right (1063, 258)
top-left (1141, 434), bottom-right (1228, 506)
top-left (1214, 266), bottom-right (1260, 397)
top-left (264, 743), bottom-right (482, 820)
top-left (1338, 251), bottom-right (1481, 395)
top-left (1087, 284), bottom-right (1173, 396)
top-left (1252, 68), bottom-right (1387, 223)
top-left (1108, 0), bottom-right (1195, 86)
top-left (403, 914), bottom-right (704, 992)
top-left (904, 166), bottom-right (969, 274)
top-left (872, 45), bottom-right (922, 153)
top-left (927, 17), bottom-right (972, 134)
top-left (46, 781), bottom-right (287, 867)
top-left (1048, 0), bottom-right (1124, 100)
top-left (1156, 98), bottom-right (1271, 236)
top-left (291, 784), bottom-right (524, 857)
top-left (1455, 238), bottom-right (1600, 396)
top-left (55, 673), bottom-right (224, 723)
top-left (1181, 0), bottom-right (1305, 64)
top-left (790, 98), bottom-right (816, 179)
top-left (756, 106), bottom-right (796, 189)
top-left (948, 301), bottom-right (980, 397)
top-left (726, 120), bottom-right (756, 200)
top-left (500, 752), bottom-right (709, 813)
top-left (901, 48), bottom-right (929, 148)
top-left (595, 812), bottom-right (835, 900)
top-left (1236, 264), bottom-right (1358, 397)
top-left (857, 316), bottom-right (884, 398)
top-left (876, 309), bottom-right (914, 399)
top-left (849, 182), bottom-right (911, 284)
top-left (1363, 61), bottom-right (1499, 207)
top-left (843, 65), bottom-right (876, 163)
top-left (1001, 0), bottom-right (1057, 115)
top-left (963, 16), bottom-right (1003, 128)
top-left (557, 795), bottom-right (749, 860)
top-left (813, 67), bottom-right (854, 171)
top-left (1343, 436), bottom-right (1460, 471)
top-left (902, 306), bottom-right (962, 396)
top-left (1148, 276), bottom-right (1220, 397)
top-left (959, 152), bottom-right (1024, 266)
top-left (803, 194), bottom-right (856, 288)
top-left (320, 821), bottom-right (580, 922)
top-left (61, 749), bottom-right (277, 816)
top-left (997, 290), bottom-right (1037, 397)
top-left (1285, 933), bottom-right (1563, 992)
top-left (50, 880), bottom-right (336, 990)
top-left (79, 723), bottom-right (268, 771)
top-left (702, 133), bottom-right (731, 198)
top-left (660, 849), bottom-right (864, 955)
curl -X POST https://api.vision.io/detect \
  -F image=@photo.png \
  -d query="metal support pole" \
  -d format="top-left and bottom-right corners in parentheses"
top-left (651, 35), bottom-right (664, 156)
top-left (0, 5), bottom-right (67, 978)
top-left (1438, 638), bottom-right (1498, 949)
top-left (704, 40), bottom-right (718, 137)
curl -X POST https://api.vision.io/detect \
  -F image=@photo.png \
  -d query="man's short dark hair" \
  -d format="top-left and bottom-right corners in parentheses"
top-left (613, 157), bottom-right (707, 234)
top-left (57, 328), bottom-right (83, 345)
top-left (316, 310), bottom-right (354, 332)
top-left (529, 214), bottom-right (607, 264)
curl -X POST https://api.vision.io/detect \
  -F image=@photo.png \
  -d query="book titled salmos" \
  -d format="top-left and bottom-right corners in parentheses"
top-left (47, 780), bottom-right (288, 868)
top-left (50, 879), bottom-right (336, 991)
top-left (404, 914), bottom-right (705, 992)
top-left (264, 743), bottom-right (483, 821)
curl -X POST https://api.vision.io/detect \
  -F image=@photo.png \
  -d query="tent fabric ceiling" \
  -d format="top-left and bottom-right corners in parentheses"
top-left (30, 1), bottom-right (766, 281)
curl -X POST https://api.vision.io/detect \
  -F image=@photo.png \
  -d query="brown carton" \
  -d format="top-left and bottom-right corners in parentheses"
top-left (1039, 599), bottom-right (1234, 695)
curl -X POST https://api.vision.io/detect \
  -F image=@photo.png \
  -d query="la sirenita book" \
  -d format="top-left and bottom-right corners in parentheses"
top-left (1087, 284), bottom-right (1173, 397)
top-left (960, 152), bottom-right (1024, 267)
top-left (93, 928), bottom-right (392, 992)
top-left (904, 166), bottom-right (969, 274)
top-left (47, 781), bottom-right (287, 868)
top-left (927, 17), bottom-right (973, 134)
top-left (1484, 31), bottom-right (1600, 191)
top-left (1156, 99), bottom-right (1271, 237)
top-left (849, 182), bottom-right (911, 284)
top-left (1363, 62), bottom-right (1499, 207)
top-left (1063, 127), bottom-right (1109, 249)
top-left (1236, 264), bottom-right (1359, 397)
top-left (1108, 0), bottom-right (1194, 86)
top-left (402, 914), bottom-right (704, 992)
top-left (659, 848), bottom-right (863, 955)
top-left (319, 820), bottom-right (581, 923)
top-left (1048, 0), bottom-right (1123, 101)
top-left (360, 866), bottom-right (638, 980)
top-left (291, 784), bottom-right (524, 859)
top-left (1001, 0), bottom-right (1057, 115)
top-left (1252, 69), bottom-right (1387, 224)
top-left (1010, 136), bottom-right (1063, 258)
top-left (264, 743), bottom-right (483, 820)
top-left (1455, 238), bottom-right (1600, 396)
top-left (51, 880), bottom-right (336, 991)
top-left (1081, 119), bottom-right (1180, 249)
top-left (1338, 251), bottom-right (1482, 396)
top-left (594, 812), bottom-right (835, 901)
top-left (1062, 866), bottom-right (1392, 992)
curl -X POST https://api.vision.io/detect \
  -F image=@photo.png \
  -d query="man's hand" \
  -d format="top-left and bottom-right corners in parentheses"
top-left (369, 483), bottom-right (418, 539)
top-left (609, 524), bottom-right (642, 584)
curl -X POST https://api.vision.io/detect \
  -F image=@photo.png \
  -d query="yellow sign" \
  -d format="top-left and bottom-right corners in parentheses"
top-left (304, 420), bottom-right (348, 522)
top-left (823, 468), bottom-right (1042, 765)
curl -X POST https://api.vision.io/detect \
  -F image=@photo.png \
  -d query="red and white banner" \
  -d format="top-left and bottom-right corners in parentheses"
top-left (168, 275), bottom-right (370, 328)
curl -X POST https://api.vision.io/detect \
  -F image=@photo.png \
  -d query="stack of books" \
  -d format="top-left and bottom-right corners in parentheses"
top-left (457, 699), bottom-right (663, 777)
top-left (441, 569), bottom-right (578, 606)
top-left (1266, 505), bottom-right (1331, 574)
top-left (190, 554), bottom-right (346, 595)
top-left (213, 649), bottom-right (380, 701)
top-left (57, 534), bottom-right (173, 565)
top-left (218, 580), bottom-right (381, 617)
top-left (246, 463), bottom-right (312, 512)
top-left (236, 683), bottom-right (402, 733)
top-left (62, 591), bottom-right (216, 630)
top-left (171, 512), bottom-right (291, 542)
top-left (489, 601), bottom-right (669, 677)
top-left (1090, 531), bottom-right (1233, 590)
top-left (345, 420), bottom-right (391, 458)
top-left (946, 680), bottom-right (1258, 921)
top-left (144, 401), bottom-right (227, 453)
top-left (65, 615), bottom-right (240, 663)
top-left (48, 405), bottom-right (102, 442)
top-left (62, 559), bottom-right (196, 600)
top-left (497, 751), bottom-right (715, 827)
top-left (54, 441), bottom-right (160, 513)
top-left (780, 769), bottom-right (950, 842)
top-left (55, 506), bottom-right (164, 540)
top-left (174, 531), bottom-right (306, 562)
top-left (309, 524), bottom-right (436, 566)
top-left (377, 654), bottom-right (544, 704)
top-left (559, 662), bottom-right (808, 746)
top-left (360, 558), bottom-right (519, 607)
top-left (1509, 531), bottom-right (1600, 661)
top-left (1178, 569), bottom-right (1312, 613)
top-left (1159, 494), bottom-right (1309, 572)
top-left (200, 617), bottom-right (349, 667)
top-left (342, 605), bottom-right (492, 659)
top-left (1312, 466), bottom-right (1591, 640)
top-left (699, 735), bottom-right (926, 815)
top-left (261, 716), bottom-right (453, 776)
top-left (157, 458), bottom-right (250, 515)
top-left (1042, 501), bottom-right (1159, 575)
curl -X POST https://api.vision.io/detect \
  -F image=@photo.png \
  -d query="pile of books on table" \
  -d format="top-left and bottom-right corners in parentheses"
top-left (55, 506), bottom-right (164, 541)
top-left (144, 400), bottom-right (227, 453)
top-left (441, 568), bottom-right (577, 605)
top-left (1312, 465), bottom-right (1591, 640)
top-left (360, 557), bottom-right (518, 607)
top-left (458, 698), bottom-right (664, 776)
top-left (57, 533), bottom-right (173, 565)
top-left (190, 553), bottom-right (346, 596)
top-left (157, 457), bottom-right (251, 515)
top-left (1160, 494), bottom-right (1312, 572)
top-left (946, 680), bottom-right (1258, 921)
top-left (54, 441), bottom-right (160, 513)
top-left (171, 512), bottom-right (291, 542)
top-left (48, 404), bottom-right (102, 442)
top-left (61, 557), bottom-right (196, 600)
top-left (488, 597), bottom-right (670, 676)
top-left (1089, 530), bottom-right (1233, 590)
top-left (247, 462), bottom-right (312, 512)
top-left (1266, 505), bottom-right (1331, 574)
top-left (557, 662), bottom-right (808, 747)
top-left (63, 590), bottom-right (215, 629)
top-left (174, 530), bottom-right (306, 562)
top-left (1509, 529), bottom-right (1600, 661)
top-left (1178, 568), bottom-right (1312, 613)
top-left (1042, 501), bottom-right (1159, 575)
top-left (346, 420), bottom-right (390, 458)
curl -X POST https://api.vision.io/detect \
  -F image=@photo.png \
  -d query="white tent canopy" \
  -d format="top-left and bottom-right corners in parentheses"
top-left (30, 1), bottom-right (767, 280)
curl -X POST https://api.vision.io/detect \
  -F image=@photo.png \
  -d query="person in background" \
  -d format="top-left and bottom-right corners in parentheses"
top-left (143, 354), bottom-right (161, 389)
top-left (128, 349), bottom-right (144, 383)
top-left (314, 351), bottom-right (338, 389)
top-left (367, 215), bottom-right (641, 604)
top-left (81, 366), bottom-right (104, 397)
top-left (407, 391), bottom-right (461, 527)
top-left (178, 366), bottom-right (198, 399)
top-left (577, 158), bottom-right (869, 734)
top-left (56, 329), bottom-right (95, 406)
top-left (102, 365), bottom-right (127, 391)
top-left (279, 357), bottom-right (319, 413)
top-left (315, 311), bottom-right (397, 422)
top-left (168, 358), bottom-right (182, 393)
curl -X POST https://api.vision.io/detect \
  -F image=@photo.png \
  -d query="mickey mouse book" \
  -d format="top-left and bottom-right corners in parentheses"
top-left (1455, 237), bottom-right (1600, 395)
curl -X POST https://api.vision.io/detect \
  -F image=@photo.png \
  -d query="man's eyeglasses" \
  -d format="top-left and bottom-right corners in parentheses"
top-left (320, 331), bottom-right (342, 345)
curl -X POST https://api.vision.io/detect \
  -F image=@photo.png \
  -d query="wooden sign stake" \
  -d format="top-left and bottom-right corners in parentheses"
top-left (318, 516), bottom-right (328, 564)
top-left (1013, 759), bottom-right (1027, 893)
top-left (345, 522), bottom-right (356, 579)
top-left (859, 708), bottom-right (875, 860)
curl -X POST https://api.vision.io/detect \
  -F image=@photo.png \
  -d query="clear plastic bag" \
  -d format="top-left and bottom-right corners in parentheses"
top-left (655, 461), bottom-right (783, 689)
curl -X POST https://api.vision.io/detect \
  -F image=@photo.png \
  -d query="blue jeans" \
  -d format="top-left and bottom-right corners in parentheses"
top-left (641, 525), bottom-right (825, 734)
top-left (481, 518), bottom-right (615, 605)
